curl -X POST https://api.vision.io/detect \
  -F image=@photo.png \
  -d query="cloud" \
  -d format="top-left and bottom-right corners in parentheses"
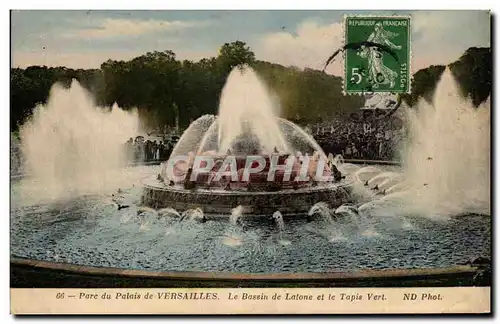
top-left (11, 11), bottom-right (491, 73)
top-left (255, 11), bottom-right (490, 75)
top-left (11, 50), bottom-right (141, 69)
top-left (11, 49), bottom-right (217, 69)
top-left (254, 20), bottom-right (344, 75)
top-left (412, 10), bottom-right (490, 43)
top-left (66, 18), bottom-right (210, 39)
top-left (411, 11), bottom-right (490, 71)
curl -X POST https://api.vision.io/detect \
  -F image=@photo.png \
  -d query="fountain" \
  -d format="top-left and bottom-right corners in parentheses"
top-left (141, 66), bottom-right (354, 216)
top-left (17, 80), bottom-right (140, 203)
top-left (351, 69), bottom-right (490, 218)
top-left (10, 66), bottom-right (490, 289)
top-left (402, 69), bottom-right (490, 217)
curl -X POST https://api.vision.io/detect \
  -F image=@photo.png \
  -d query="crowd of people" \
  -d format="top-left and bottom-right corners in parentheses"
top-left (10, 115), bottom-right (406, 178)
top-left (308, 117), bottom-right (406, 161)
top-left (127, 116), bottom-right (406, 163)
top-left (124, 136), bottom-right (179, 163)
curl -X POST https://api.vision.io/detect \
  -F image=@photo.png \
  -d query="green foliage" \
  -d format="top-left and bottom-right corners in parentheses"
top-left (401, 47), bottom-right (491, 108)
top-left (449, 47), bottom-right (491, 106)
top-left (10, 42), bottom-right (491, 132)
top-left (10, 66), bottom-right (102, 130)
top-left (254, 62), bottom-right (363, 123)
top-left (218, 41), bottom-right (256, 72)
top-left (401, 65), bottom-right (446, 106)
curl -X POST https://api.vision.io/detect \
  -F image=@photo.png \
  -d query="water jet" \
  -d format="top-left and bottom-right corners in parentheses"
top-left (142, 66), bottom-right (355, 217)
top-left (10, 66), bottom-right (490, 288)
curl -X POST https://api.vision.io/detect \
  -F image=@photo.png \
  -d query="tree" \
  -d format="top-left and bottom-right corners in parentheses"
top-left (10, 45), bottom-right (491, 133)
top-left (217, 41), bottom-right (256, 73)
top-left (449, 47), bottom-right (491, 106)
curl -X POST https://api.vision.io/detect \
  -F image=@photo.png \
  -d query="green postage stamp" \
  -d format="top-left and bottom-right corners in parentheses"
top-left (343, 15), bottom-right (411, 94)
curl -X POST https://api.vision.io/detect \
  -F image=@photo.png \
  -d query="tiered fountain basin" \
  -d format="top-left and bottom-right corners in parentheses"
top-left (142, 153), bottom-right (355, 216)
top-left (10, 66), bottom-right (491, 290)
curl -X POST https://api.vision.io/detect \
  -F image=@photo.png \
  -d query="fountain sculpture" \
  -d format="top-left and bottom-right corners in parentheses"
top-left (10, 65), bottom-right (490, 288)
top-left (141, 66), bottom-right (354, 215)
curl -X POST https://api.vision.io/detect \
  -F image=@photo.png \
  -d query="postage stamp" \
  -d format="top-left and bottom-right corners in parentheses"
top-left (9, 9), bottom-right (491, 316)
top-left (343, 15), bottom-right (411, 94)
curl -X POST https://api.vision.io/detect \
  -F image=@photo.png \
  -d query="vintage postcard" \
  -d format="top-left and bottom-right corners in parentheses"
top-left (10, 9), bottom-right (491, 315)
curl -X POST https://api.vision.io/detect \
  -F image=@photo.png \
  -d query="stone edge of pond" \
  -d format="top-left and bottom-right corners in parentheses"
top-left (10, 257), bottom-right (489, 288)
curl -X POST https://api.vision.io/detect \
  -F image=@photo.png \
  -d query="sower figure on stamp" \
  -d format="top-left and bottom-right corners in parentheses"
top-left (358, 22), bottom-right (401, 89)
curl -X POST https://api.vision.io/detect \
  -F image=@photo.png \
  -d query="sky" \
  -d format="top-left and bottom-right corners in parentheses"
top-left (11, 10), bottom-right (491, 75)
